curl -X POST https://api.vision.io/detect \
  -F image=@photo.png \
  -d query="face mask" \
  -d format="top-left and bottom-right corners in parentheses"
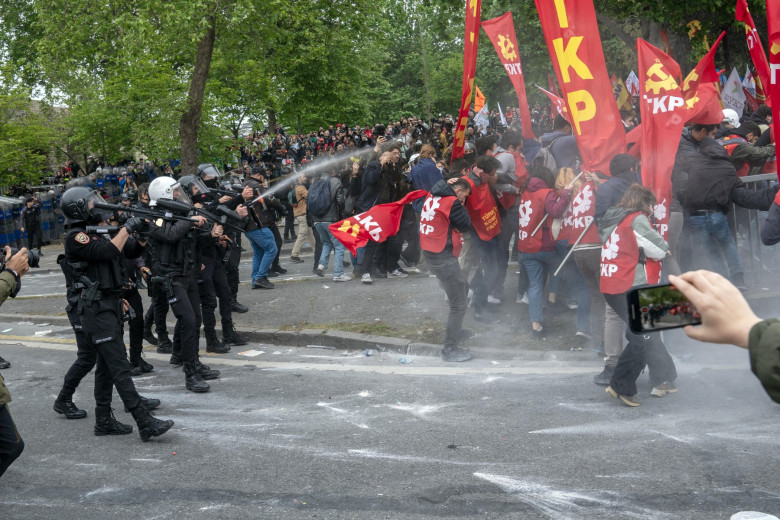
top-left (204, 178), bottom-right (218, 189)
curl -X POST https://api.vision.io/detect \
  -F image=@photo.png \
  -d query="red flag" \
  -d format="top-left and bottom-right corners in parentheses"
top-left (637, 40), bottom-right (689, 282)
top-left (766, 0), bottom-right (780, 182)
top-left (744, 86), bottom-right (759, 111)
top-left (682, 31), bottom-right (726, 125)
top-left (736, 0), bottom-right (772, 106)
top-left (451, 0), bottom-right (482, 162)
top-left (536, 86), bottom-right (568, 121)
top-left (329, 191), bottom-right (428, 256)
top-left (482, 12), bottom-right (535, 139)
top-left (534, 0), bottom-right (626, 174)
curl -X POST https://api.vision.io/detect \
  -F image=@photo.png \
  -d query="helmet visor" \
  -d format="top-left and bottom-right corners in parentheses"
top-left (170, 182), bottom-right (192, 205)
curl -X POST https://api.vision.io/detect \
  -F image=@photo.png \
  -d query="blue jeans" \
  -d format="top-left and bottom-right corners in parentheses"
top-left (687, 211), bottom-right (743, 279)
top-left (522, 250), bottom-right (561, 324)
top-left (555, 241), bottom-right (591, 333)
top-left (245, 227), bottom-right (278, 282)
top-left (314, 222), bottom-right (346, 277)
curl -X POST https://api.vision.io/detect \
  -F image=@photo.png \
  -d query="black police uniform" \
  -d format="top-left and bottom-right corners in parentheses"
top-left (21, 202), bottom-right (42, 252)
top-left (122, 255), bottom-right (153, 373)
top-left (55, 224), bottom-right (173, 440)
top-left (149, 217), bottom-right (220, 391)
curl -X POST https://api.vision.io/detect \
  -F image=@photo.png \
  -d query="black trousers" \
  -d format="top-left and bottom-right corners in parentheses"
top-left (399, 206), bottom-right (421, 266)
top-left (605, 292), bottom-right (677, 396)
top-left (199, 259), bottom-right (232, 334)
top-left (494, 205), bottom-right (518, 298)
top-left (283, 202), bottom-right (296, 239)
top-left (169, 275), bottom-right (202, 363)
top-left (122, 287), bottom-right (144, 355)
top-left (26, 224), bottom-right (42, 251)
top-left (426, 252), bottom-right (468, 348)
top-left (63, 303), bottom-right (142, 410)
top-left (225, 233), bottom-right (242, 298)
top-left (269, 224), bottom-right (283, 270)
top-left (0, 404), bottom-right (24, 479)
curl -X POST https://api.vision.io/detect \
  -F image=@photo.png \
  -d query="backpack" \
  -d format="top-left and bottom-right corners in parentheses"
top-left (287, 188), bottom-right (297, 207)
top-left (306, 179), bottom-right (332, 217)
top-left (534, 136), bottom-right (562, 173)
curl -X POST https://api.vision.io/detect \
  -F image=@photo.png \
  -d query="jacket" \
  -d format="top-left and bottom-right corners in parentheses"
top-left (683, 137), bottom-right (778, 214)
top-left (293, 184), bottom-right (308, 217)
top-left (761, 201), bottom-right (780, 246)
top-left (525, 177), bottom-right (572, 252)
top-left (595, 170), bottom-right (641, 219)
top-left (242, 179), bottom-right (285, 230)
top-left (0, 270), bottom-right (20, 307)
top-left (748, 318), bottom-right (780, 403)
top-left (409, 158), bottom-right (443, 212)
top-left (357, 160), bottom-right (407, 212)
top-left (598, 207), bottom-right (668, 287)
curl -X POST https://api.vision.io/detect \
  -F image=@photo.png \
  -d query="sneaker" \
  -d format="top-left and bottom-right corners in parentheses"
top-left (271, 265), bottom-right (288, 274)
top-left (516, 292), bottom-right (529, 305)
top-left (0, 356), bottom-right (9, 369)
top-left (575, 330), bottom-right (592, 343)
top-left (566, 300), bottom-right (578, 310)
top-left (372, 270), bottom-right (388, 279)
top-left (361, 273), bottom-right (373, 284)
top-left (593, 365), bottom-right (614, 386)
top-left (474, 309), bottom-right (500, 324)
top-left (333, 273), bottom-right (352, 282)
top-left (405, 265), bottom-right (421, 274)
top-left (487, 295), bottom-right (502, 304)
top-left (315, 265), bottom-right (325, 277)
top-left (290, 256), bottom-right (304, 264)
top-left (606, 386), bottom-right (641, 407)
top-left (252, 277), bottom-right (275, 289)
top-left (441, 347), bottom-right (474, 362)
top-left (651, 381), bottom-right (678, 397)
top-left (388, 268), bottom-right (408, 278)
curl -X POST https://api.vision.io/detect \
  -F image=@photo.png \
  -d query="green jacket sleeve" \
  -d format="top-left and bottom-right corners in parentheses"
top-left (0, 270), bottom-right (17, 307)
top-left (748, 318), bottom-right (780, 404)
top-left (0, 372), bottom-right (10, 405)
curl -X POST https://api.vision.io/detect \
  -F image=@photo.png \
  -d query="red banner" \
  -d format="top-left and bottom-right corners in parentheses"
top-left (451, 0), bottom-right (482, 162)
top-left (766, 0), bottom-right (780, 181)
top-left (637, 40), bottom-right (689, 281)
top-left (330, 191), bottom-right (428, 256)
top-left (683, 31), bottom-right (726, 124)
top-left (537, 86), bottom-right (568, 121)
top-left (534, 0), bottom-right (626, 174)
top-left (737, 0), bottom-right (772, 106)
top-left (482, 12), bottom-right (535, 140)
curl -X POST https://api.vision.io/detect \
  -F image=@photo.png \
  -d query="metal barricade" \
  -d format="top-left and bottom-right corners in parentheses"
top-left (734, 173), bottom-right (779, 281)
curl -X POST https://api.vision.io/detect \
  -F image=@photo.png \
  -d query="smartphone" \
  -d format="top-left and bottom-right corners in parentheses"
top-left (627, 283), bottom-right (701, 334)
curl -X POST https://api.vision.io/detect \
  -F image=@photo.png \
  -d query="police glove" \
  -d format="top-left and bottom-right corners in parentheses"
top-left (123, 217), bottom-right (147, 234)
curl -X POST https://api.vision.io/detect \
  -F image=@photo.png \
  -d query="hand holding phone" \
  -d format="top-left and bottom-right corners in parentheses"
top-left (628, 283), bottom-right (702, 333)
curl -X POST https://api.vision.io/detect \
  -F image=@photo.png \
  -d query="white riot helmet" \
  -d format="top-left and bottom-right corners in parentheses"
top-left (148, 176), bottom-right (191, 206)
top-left (722, 108), bottom-right (740, 128)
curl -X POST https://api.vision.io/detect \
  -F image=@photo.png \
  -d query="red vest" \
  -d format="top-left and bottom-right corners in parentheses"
top-left (419, 195), bottom-right (463, 257)
top-left (517, 188), bottom-right (552, 253)
top-left (491, 150), bottom-right (527, 210)
top-left (600, 212), bottom-right (642, 295)
top-left (558, 182), bottom-right (600, 245)
top-left (722, 135), bottom-right (751, 177)
top-left (463, 175), bottom-right (501, 240)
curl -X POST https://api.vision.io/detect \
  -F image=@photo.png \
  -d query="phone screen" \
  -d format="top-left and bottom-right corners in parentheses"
top-left (628, 283), bottom-right (702, 334)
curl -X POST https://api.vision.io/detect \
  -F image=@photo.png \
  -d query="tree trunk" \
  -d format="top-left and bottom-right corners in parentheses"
top-left (179, 10), bottom-right (217, 177)
top-left (267, 108), bottom-right (276, 135)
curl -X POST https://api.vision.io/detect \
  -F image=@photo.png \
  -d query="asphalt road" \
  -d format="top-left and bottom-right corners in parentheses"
top-left (0, 332), bottom-right (778, 519)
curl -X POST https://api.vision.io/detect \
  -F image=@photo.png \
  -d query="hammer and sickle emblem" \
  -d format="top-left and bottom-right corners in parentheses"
top-left (645, 61), bottom-right (679, 95)
top-left (497, 34), bottom-right (518, 62)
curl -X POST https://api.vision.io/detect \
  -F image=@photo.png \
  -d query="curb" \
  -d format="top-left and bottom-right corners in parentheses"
top-left (0, 313), bottom-right (602, 362)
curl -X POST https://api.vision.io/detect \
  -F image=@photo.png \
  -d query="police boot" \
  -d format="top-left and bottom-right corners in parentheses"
top-left (127, 355), bottom-right (143, 376)
top-left (143, 317), bottom-right (158, 346)
top-left (130, 405), bottom-right (174, 442)
top-left (94, 406), bottom-right (133, 436)
top-left (183, 362), bottom-right (210, 393)
top-left (205, 329), bottom-right (230, 354)
top-left (129, 348), bottom-right (154, 373)
top-left (231, 297), bottom-right (248, 313)
top-left (124, 395), bottom-right (161, 413)
top-left (156, 331), bottom-right (172, 354)
top-left (222, 320), bottom-right (247, 346)
top-left (194, 358), bottom-right (220, 380)
top-left (53, 390), bottom-right (87, 419)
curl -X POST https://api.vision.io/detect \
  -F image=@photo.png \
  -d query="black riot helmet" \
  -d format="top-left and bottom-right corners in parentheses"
top-left (179, 174), bottom-right (210, 204)
top-left (197, 163), bottom-right (221, 188)
top-left (60, 186), bottom-right (104, 223)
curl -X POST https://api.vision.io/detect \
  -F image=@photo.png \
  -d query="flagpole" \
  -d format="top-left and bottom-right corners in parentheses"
top-left (553, 219), bottom-right (595, 277)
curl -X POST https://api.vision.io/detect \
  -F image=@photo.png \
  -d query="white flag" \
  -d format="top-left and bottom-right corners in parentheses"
top-left (474, 104), bottom-right (490, 135)
top-left (743, 65), bottom-right (756, 97)
top-left (625, 71), bottom-right (640, 97)
top-left (721, 67), bottom-right (746, 117)
top-left (497, 102), bottom-right (507, 127)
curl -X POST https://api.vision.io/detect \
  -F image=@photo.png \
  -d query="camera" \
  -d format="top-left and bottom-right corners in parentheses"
top-left (0, 248), bottom-right (40, 270)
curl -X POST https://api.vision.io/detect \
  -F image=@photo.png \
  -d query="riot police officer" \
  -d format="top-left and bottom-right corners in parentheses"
top-left (53, 186), bottom-right (173, 441)
top-left (147, 177), bottom-right (220, 392)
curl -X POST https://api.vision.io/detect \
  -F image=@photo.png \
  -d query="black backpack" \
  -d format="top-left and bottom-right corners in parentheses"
top-left (306, 179), bottom-right (331, 217)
